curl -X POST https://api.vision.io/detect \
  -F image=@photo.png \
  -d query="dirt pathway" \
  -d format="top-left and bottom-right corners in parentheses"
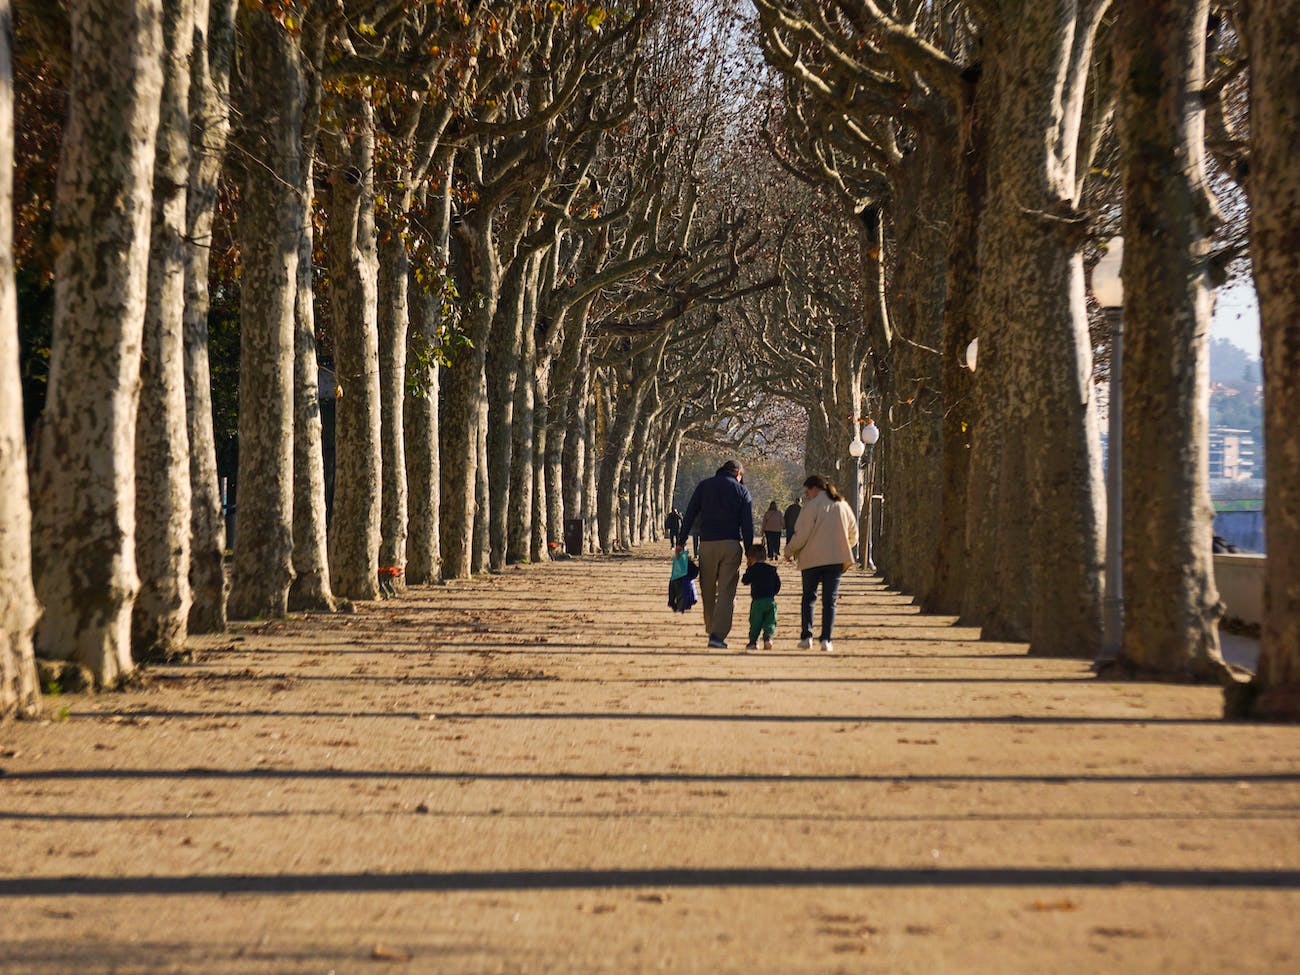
top-left (2, 550), bottom-right (1298, 973)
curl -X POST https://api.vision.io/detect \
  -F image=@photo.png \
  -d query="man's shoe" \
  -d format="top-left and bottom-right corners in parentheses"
top-left (821, 639), bottom-right (834, 653)
top-left (797, 637), bottom-right (813, 650)
top-left (744, 641), bottom-right (758, 651)
top-left (708, 636), bottom-right (728, 649)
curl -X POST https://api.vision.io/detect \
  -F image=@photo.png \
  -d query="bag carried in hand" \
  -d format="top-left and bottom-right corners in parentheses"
top-left (668, 551), bottom-right (700, 613)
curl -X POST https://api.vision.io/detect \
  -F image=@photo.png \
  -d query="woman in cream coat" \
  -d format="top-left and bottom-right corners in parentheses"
top-left (784, 475), bottom-right (858, 652)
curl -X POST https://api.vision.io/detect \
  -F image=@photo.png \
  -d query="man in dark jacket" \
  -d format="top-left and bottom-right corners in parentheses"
top-left (676, 460), bottom-right (753, 648)
top-left (664, 508), bottom-right (683, 548)
top-left (783, 498), bottom-right (802, 543)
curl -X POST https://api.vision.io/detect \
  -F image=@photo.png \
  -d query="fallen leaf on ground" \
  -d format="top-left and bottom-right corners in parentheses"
top-left (1030, 900), bottom-right (1079, 912)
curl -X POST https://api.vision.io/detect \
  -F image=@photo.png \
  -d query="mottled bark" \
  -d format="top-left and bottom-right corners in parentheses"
top-left (133, 0), bottom-right (195, 660)
top-left (405, 283), bottom-right (442, 585)
top-left (472, 374), bottom-right (490, 574)
top-left (377, 224), bottom-right (409, 580)
top-left (486, 265), bottom-right (524, 570)
top-left (507, 277), bottom-right (537, 564)
top-left (1229, 0), bottom-right (1300, 719)
top-left (975, 3), bottom-right (1105, 657)
top-left (324, 99), bottom-right (381, 601)
top-left (440, 214), bottom-right (496, 579)
top-left (535, 368), bottom-right (557, 562)
top-left (226, 10), bottom-right (301, 620)
top-left (932, 75), bottom-right (988, 616)
top-left (876, 144), bottom-right (948, 600)
top-left (0, 0), bottom-right (40, 718)
top-left (31, 0), bottom-right (164, 685)
top-left (583, 388), bottom-right (599, 552)
top-left (1112, 0), bottom-right (1228, 679)
top-left (287, 149), bottom-right (335, 612)
top-left (182, 0), bottom-right (235, 634)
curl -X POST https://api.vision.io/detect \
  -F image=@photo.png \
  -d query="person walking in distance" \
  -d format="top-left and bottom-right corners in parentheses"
top-left (783, 497), bottom-right (802, 545)
top-left (664, 508), bottom-right (683, 549)
top-left (784, 475), bottom-right (857, 653)
top-left (761, 501), bottom-right (784, 559)
top-left (676, 460), bottom-right (753, 649)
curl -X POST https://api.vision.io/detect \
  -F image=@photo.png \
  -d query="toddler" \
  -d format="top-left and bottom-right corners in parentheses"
top-left (741, 543), bottom-right (781, 650)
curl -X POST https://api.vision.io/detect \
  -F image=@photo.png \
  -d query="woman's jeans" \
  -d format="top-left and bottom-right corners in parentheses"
top-left (800, 564), bottom-right (843, 641)
top-left (764, 531), bottom-right (781, 558)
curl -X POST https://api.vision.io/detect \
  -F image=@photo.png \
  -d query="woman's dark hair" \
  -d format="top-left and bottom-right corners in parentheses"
top-left (803, 474), bottom-right (843, 502)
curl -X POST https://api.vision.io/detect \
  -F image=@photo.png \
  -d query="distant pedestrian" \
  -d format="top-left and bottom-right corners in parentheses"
top-left (664, 508), bottom-right (683, 548)
top-left (761, 501), bottom-right (784, 558)
top-left (742, 543), bottom-right (782, 651)
top-left (676, 460), bottom-right (754, 649)
top-left (785, 475), bottom-right (857, 653)
top-left (783, 497), bottom-right (802, 544)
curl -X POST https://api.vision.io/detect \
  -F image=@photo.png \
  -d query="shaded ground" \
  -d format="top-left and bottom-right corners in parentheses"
top-left (2, 549), bottom-right (1298, 974)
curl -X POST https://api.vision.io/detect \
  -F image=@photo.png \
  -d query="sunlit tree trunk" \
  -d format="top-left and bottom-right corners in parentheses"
top-left (0, 0), bottom-right (40, 718)
top-left (287, 163), bottom-right (335, 611)
top-left (1229, 0), bottom-right (1300, 718)
top-left (472, 374), bottom-right (490, 574)
top-left (1113, 0), bottom-right (1228, 679)
top-left (31, 0), bottom-right (164, 685)
top-left (441, 211), bottom-right (497, 578)
top-left (182, 0), bottom-right (235, 634)
top-left (405, 279), bottom-right (442, 584)
top-left (404, 172), bottom-right (453, 585)
top-left (507, 269), bottom-right (537, 564)
top-left (486, 264), bottom-right (524, 570)
top-left (975, 2), bottom-right (1106, 657)
top-left (324, 98), bottom-right (381, 601)
top-left (226, 9), bottom-right (301, 620)
top-left (377, 209), bottom-right (409, 583)
top-left (133, 0), bottom-right (195, 659)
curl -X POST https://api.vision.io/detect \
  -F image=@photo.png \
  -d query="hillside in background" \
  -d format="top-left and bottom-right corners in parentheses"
top-left (1210, 336), bottom-right (1263, 388)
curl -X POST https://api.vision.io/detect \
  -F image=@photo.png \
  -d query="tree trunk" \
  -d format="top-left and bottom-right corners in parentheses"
top-left (324, 99), bottom-right (381, 601)
top-left (31, 0), bottom-right (164, 685)
top-left (405, 283), bottom-right (442, 585)
top-left (1112, 0), bottom-right (1228, 679)
top-left (598, 381), bottom-right (642, 552)
top-left (377, 222), bottom-right (409, 580)
top-left (1229, 0), bottom-right (1300, 719)
top-left (583, 389), bottom-right (599, 553)
top-left (975, 4), bottom-right (1106, 657)
top-left (535, 367), bottom-right (556, 561)
top-left (0, 0), bottom-right (40, 718)
top-left (133, 0), bottom-right (195, 660)
top-left (886, 118), bottom-right (952, 606)
top-left (226, 9), bottom-right (301, 620)
top-left (182, 0), bottom-right (235, 635)
top-left (486, 265), bottom-right (524, 570)
top-left (472, 373), bottom-right (490, 574)
top-left (931, 75), bottom-right (988, 616)
top-left (287, 148), bottom-right (335, 611)
top-left (507, 278), bottom-right (537, 564)
top-left (440, 214), bottom-right (496, 579)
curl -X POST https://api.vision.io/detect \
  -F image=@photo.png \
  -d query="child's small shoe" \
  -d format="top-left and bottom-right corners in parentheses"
top-left (744, 641), bottom-right (758, 651)
top-left (762, 636), bottom-right (774, 651)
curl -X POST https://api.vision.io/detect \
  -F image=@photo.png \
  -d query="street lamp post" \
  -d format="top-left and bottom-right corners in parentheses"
top-left (1092, 238), bottom-right (1125, 665)
top-left (849, 419), bottom-right (881, 571)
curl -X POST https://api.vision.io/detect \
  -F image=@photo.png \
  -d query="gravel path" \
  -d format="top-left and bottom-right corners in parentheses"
top-left (2, 549), bottom-right (1298, 973)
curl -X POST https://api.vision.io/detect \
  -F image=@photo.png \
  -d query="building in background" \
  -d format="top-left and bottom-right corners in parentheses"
top-left (1209, 426), bottom-right (1257, 481)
